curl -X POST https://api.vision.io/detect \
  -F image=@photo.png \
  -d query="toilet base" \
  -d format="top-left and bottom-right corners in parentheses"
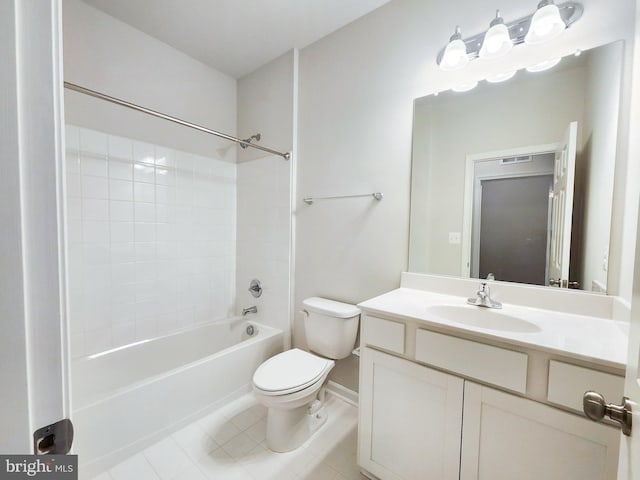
top-left (265, 393), bottom-right (329, 452)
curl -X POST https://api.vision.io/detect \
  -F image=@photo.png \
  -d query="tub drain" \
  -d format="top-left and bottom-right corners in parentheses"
top-left (246, 324), bottom-right (255, 336)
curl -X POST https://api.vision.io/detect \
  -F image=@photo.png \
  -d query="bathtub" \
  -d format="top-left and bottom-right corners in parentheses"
top-left (72, 319), bottom-right (283, 477)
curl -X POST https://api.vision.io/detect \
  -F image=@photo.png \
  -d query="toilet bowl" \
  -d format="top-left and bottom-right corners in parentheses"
top-left (252, 297), bottom-right (360, 452)
top-left (253, 348), bottom-right (334, 452)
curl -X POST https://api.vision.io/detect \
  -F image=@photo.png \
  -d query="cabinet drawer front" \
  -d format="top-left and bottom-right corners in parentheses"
top-left (362, 315), bottom-right (405, 354)
top-left (547, 361), bottom-right (624, 412)
top-left (415, 329), bottom-right (528, 393)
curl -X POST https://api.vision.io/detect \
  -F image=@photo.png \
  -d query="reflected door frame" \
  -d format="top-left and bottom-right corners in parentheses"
top-left (461, 143), bottom-right (560, 278)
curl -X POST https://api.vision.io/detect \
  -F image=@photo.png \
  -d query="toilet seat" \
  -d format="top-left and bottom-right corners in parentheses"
top-left (253, 348), bottom-right (333, 396)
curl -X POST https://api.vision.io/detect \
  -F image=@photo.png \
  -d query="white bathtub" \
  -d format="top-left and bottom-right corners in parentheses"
top-left (72, 319), bottom-right (283, 477)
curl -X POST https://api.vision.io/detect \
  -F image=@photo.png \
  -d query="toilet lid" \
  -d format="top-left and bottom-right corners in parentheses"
top-left (253, 348), bottom-right (333, 394)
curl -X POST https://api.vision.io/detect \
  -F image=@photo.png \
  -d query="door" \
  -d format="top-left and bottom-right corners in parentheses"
top-left (617, 165), bottom-right (640, 477)
top-left (478, 175), bottom-right (553, 285)
top-left (358, 347), bottom-right (463, 480)
top-left (461, 382), bottom-right (620, 480)
top-left (0, 0), bottom-right (71, 454)
top-left (548, 121), bottom-right (578, 287)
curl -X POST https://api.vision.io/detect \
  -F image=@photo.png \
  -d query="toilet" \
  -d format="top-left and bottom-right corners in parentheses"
top-left (252, 297), bottom-right (360, 452)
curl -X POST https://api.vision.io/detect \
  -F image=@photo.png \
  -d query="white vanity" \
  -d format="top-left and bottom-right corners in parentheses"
top-left (356, 273), bottom-right (629, 480)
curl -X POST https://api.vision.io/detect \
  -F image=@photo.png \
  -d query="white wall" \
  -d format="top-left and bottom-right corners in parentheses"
top-left (295, 0), bottom-right (636, 305)
top-left (62, 0), bottom-right (237, 161)
top-left (236, 51), bottom-right (296, 340)
top-left (294, 0), bottom-right (637, 386)
top-left (237, 51), bottom-right (296, 162)
top-left (65, 126), bottom-right (236, 357)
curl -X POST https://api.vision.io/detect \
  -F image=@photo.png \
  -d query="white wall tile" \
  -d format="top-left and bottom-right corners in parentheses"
top-left (133, 141), bottom-right (155, 165)
top-left (110, 179), bottom-right (134, 201)
top-left (111, 222), bottom-right (134, 243)
top-left (83, 243), bottom-right (110, 265)
top-left (81, 155), bottom-right (108, 177)
top-left (82, 198), bottom-right (109, 221)
top-left (135, 182), bottom-right (155, 203)
top-left (134, 163), bottom-right (156, 183)
top-left (135, 242), bottom-right (156, 262)
top-left (110, 201), bottom-right (134, 222)
top-left (111, 262), bottom-right (135, 284)
top-left (111, 243), bottom-right (136, 264)
top-left (67, 125), bottom-right (237, 354)
top-left (67, 198), bottom-right (82, 221)
top-left (135, 223), bottom-right (156, 243)
top-left (155, 147), bottom-right (175, 168)
top-left (109, 160), bottom-right (133, 181)
top-left (82, 221), bottom-right (110, 243)
top-left (82, 176), bottom-right (109, 199)
top-left (135, 203), bottom-right (156, 223)
top-left (66, 151), bottom-right (81, 174)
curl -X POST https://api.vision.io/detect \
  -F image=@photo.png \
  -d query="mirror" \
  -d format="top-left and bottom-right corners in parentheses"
top-left (409, 41), bottom-right (624, 293)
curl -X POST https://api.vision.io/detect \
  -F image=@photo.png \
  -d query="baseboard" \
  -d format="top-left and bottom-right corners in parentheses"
top-left (326, 380), bottom-right (358, 407)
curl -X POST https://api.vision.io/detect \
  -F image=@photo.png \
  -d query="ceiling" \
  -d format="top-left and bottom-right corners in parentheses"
top-left (82, 0), bottom-right (393, 78)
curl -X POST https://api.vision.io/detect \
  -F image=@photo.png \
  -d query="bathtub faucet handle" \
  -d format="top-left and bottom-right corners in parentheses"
top-left (248, 279), bottom-right (263, 298)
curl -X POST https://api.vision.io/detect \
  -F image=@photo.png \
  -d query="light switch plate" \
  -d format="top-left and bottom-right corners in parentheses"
top-left (449, 232), bottom-right (461, 245)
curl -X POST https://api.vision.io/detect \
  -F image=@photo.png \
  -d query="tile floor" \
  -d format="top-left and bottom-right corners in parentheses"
top-left (90, 393), bottom-right (365, 480)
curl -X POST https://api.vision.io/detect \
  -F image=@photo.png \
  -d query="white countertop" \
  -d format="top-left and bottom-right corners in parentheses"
top-left (358, 287), bottom-right (629, 371)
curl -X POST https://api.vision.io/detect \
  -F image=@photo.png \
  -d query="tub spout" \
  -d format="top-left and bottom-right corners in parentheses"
top-left (242, 306), bottom-right (258, 316)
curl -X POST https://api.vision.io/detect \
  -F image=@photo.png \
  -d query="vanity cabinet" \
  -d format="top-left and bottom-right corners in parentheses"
top-left (358, 314), bottom-right (622, 480)
top-left (358, 347), bottom-right (463, 480)
top-left (461, 382), bottom-right (620, 480)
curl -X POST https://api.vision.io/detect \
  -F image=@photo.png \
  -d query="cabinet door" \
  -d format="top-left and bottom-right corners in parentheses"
top-left (358, 347), bottom-right (463, 480)
top-left (460, 382), bottom-right (620, 480)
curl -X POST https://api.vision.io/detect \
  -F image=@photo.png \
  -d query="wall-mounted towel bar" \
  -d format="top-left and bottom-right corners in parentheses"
top-left (303, 192), bottom-right (383, 205)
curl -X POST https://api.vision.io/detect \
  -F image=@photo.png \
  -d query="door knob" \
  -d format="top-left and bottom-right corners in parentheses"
top-left (583, 391), bottom-right (632, 436)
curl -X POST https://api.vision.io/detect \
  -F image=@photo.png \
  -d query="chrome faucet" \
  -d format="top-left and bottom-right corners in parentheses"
top-left (242, 306), bottom-right (258, 316)
top-left (467, 282), bottom-right (502, 309)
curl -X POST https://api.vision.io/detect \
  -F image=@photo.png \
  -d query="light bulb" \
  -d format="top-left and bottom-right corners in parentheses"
top-left (440, 26), bottom-right (469, 71)
top-left (525, 1), bottom-right (566, 45)
top-left (452, 81), bottom-right (479, 93)
top-left (479, 11), bottom-right (513, 60)
top-left (526, 57), bottom-right (561, 72)
top-left (486, 70), bottom-right (517, 83)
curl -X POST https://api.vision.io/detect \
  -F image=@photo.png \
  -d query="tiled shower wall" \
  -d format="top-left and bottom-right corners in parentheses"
top-left (65, 126), bottom-right (237, 358)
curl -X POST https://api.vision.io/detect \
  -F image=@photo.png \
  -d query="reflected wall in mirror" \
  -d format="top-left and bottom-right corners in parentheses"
top-left (409, 41), bottom-right (623, 293)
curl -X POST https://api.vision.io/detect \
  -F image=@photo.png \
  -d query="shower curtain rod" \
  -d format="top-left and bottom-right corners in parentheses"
top-left (63, 81), bottom-right (291, 160)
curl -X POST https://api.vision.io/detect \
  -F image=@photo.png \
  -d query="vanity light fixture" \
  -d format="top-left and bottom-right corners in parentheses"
top-left (526, 57), bottom-right (561, 72)
top-left (486, 70), bottom-right (518, 83)
top-left (479, 11), bottom-right (513, 60)
top-left (436, 1), bottom-right (582, 71)
top-left (525, 0), bottom-right (566, 45)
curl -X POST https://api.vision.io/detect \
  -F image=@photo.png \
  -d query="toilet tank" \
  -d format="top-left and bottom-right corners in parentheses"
top-left (302, 297), bottom-right (360, 360)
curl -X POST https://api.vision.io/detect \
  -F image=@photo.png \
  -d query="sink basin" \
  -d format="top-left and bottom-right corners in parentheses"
top-left (426, 305), bottom-right (541, 333)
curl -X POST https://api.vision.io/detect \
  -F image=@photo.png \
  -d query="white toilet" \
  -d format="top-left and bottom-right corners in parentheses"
top-left (252, 297), bottom-right (360, 452)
